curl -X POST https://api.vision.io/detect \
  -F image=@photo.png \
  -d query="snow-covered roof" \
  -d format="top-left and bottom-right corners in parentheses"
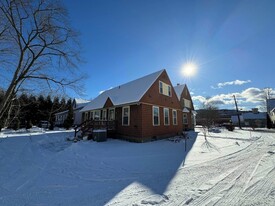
top-left (81, 70), bottom-right (164, 112)
top-left (173, 84), bottom-right (186, 100)
top-left (73, 98), bottom-right (90, 109)
top-left (243, 112), bottom-right (266, 120)
top-left (74, 98), bottom-right (90, 104)
top-left (182, 108), bottom-right (189, 113)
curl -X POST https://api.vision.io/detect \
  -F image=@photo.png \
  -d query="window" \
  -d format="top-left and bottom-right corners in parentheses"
top-left (183, 113), bottom-right (188, 124)
top-left (153, 106), bottom-right (160, 126)
top-left (109, 108), bottom-right (115, 120)
top-left (168, 86), bottom-right (171, 96)
top-left (122, 106), bottom-right (130, 126)
top-left (159, 81), bottom-right (172, 97)
top-left (102, 109), bottom-right (107, 120)
top-left (173, 110), bottom-right (177, 125)
top-left (90, 111), bottom-right (94, 120)
top-left (159, 81), bottom-right (163, 94)
top-left (164, 108), bottom-right (169, 125)
top-left (94, 110), bottom-right (100, 120)
top-left (183, 98), bottom-right (191, 108)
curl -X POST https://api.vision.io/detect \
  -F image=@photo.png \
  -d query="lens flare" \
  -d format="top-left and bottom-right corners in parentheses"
top-left (181, 62), bottom-right (197, 77)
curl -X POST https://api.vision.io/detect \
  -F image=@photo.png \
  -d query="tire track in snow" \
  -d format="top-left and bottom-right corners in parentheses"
top-left (176, 133), bottom-right (274, 206)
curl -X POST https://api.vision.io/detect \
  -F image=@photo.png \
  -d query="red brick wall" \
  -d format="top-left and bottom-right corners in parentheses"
top-left (140, 70), bottom-right (182, 109)
top-left (141, 104), bottom-right (183, 138)
top-left (139, 70), bottom-right (183, 139)
top-left (180, 85), bottom-right (195, 130)
top-left (116, 105), bottom-right (143, 139)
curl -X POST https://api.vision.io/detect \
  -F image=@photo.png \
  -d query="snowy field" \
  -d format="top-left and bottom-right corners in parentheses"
top-left (0, 127), bottom-right (274, 206)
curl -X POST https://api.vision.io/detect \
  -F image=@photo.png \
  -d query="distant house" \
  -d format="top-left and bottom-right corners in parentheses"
top-left (55, 110), bottom-right (68, 127)
top-left (54, 98), bottom-right (90, 127)
top-left (72, 98), bottom-right (90, 125)
top-left (174, 84), bottom-right (196, 130)
top-left (267, 99), bottom-right (275, 128)
top-left (231, 109), bottom-right (267, 128)
top-left (80, 69), bottom-right (195, 142)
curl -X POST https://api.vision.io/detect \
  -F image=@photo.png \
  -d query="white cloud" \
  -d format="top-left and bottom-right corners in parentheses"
top-left (192, 95), bottom-right (206, 103)
top-left (192, 87), bottom-right (275, 110)
top-left (213, 79), bottom-right (251, 89)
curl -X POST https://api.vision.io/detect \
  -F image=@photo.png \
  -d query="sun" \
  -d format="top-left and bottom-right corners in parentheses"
top-left (181, 62), bottom-right (198, 77)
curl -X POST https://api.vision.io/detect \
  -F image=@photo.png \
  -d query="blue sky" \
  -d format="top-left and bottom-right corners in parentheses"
top-left (65, 0), bottom-right (275, 111)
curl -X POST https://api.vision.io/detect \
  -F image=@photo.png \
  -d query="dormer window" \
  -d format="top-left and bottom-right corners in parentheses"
top-left (159, 81), bottom-right (171, 97)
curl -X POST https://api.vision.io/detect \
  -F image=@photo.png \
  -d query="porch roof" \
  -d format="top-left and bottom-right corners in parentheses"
top-left (81, 70), bottom-right (164, 112)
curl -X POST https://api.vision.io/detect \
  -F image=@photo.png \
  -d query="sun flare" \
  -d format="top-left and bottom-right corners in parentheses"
top-left (181, 62), bottom-right (198, 77)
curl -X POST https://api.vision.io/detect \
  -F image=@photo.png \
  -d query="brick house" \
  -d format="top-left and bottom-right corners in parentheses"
top-left (80, 69), bottom-right (195, 142)
top-left (174, 84), bottom-right (196, 130)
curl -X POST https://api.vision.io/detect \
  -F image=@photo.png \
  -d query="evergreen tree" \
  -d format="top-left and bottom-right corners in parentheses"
top-left (63, 104), bottom-right (74, 130)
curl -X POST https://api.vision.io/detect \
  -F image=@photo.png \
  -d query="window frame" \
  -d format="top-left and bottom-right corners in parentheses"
top-left (183, 113), bottom-right (188, 124)
top-left (164, 108), bottom-right (170, 125)
top-left (153, 106), bottom-right (160, 126)
top-left (159, 81), bottom-right (163, 94)
top-left (122, 106), bottom-right (130, 126)
top-left (108, 108), bottom-right (115, 121)
top-left (102, 109), bottom-right (107, 120)
top-left (172, 109), bottom-right (178, 125)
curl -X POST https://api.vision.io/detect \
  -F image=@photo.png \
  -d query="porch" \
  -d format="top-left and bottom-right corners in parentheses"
top-left (74, 120), bottom-right (117, 139)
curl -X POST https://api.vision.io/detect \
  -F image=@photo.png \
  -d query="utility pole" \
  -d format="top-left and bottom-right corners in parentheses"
top-left (233, 95), bottom-right (242, 129)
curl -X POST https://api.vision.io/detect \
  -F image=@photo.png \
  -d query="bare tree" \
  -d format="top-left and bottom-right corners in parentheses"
top-left (0, 0), bottom-right (84, 120)
top-left (197, 100), bottom-right (219, 129)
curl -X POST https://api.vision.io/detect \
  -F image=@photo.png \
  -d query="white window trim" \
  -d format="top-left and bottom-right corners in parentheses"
top-left (159, 81), bottom-right (172, 97)
top-left (108, 108), bottom-right (115, 121)
top-left (159, 81), bottom-right (163, 94)
top-left (102, 109), bottom-right (107, 120)
top-left (173, 109), bottom-right (178, 125)
top-left (153, 106), bottom-right (160, 126)
top-left (168, 85), bottom-right (171, 97)
top-left (94, 110), bottom-right (100, 120)
top-left (122, 106), bottom-right (130, 126)
top-left (164, 108), bottom-right (170, 125)
top-left (183, 113), bottom-right (188, 124)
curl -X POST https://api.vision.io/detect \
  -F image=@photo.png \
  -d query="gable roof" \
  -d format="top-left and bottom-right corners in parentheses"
top-left (173, 84), bottom-right (186, 100)
top-left (243, 112), bottom-right (266, 120)
top-left (73, 98), bottom-right (90, 109)
top-left (81, 70), bottom-right (164, 112)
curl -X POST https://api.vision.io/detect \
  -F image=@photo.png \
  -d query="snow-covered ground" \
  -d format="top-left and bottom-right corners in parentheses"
top-left (0, 127), bottom-right (274, 205)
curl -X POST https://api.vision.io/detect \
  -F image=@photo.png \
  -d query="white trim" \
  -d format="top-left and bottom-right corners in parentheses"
top-left (153, 106), bottom-right (160, 126)
top-left (164, 108), bottom-right (170, 125)
top-left (94, 110), bottom-right (100, 120)
top-left (122, 106), bottom-right (130, 126)
top-left (159, 81), bottom-right (163, 94)
top-left (159, 81), bottom-right (172, 97)
top-left (172, 109), bottom-right (178, 125)
top-left (183, 113), bottom-right (188, 124)
top-left (108, 108), bottom-right (115, 120)
top-left (102, 109), bottom-right (107, 120)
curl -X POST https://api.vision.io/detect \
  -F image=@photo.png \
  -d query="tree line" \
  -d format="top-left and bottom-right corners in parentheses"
top-left (0, 88), bottom-right (72, 131)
